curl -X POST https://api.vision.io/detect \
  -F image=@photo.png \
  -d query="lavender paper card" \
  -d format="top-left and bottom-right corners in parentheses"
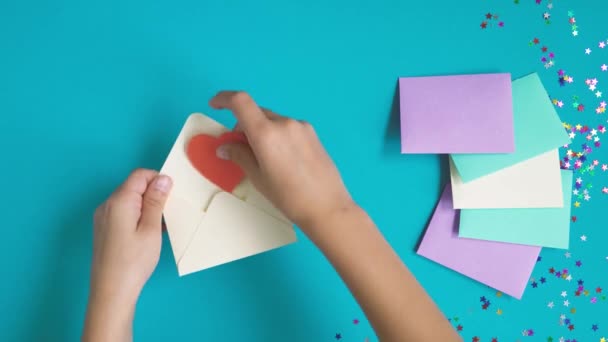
top-left (399, 73), bottom-right (514, 154)
top-left (417, 184), bottom-right (541, 299)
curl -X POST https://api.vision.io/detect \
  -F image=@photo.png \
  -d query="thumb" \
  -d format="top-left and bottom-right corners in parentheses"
top-left (138, 175), bottom-right (173, 233)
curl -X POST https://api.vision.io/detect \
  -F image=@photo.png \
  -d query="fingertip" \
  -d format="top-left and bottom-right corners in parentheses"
top-left (209, 100), bottom-right (221, 109)
top-left (114, 168), bottom-right (159, 198)
top-left (153, 175), bottom-right (173, 194)
top-left (216, 145), bottom-right (230, 160)
top-left (209, 92), bottom-right (227, 109)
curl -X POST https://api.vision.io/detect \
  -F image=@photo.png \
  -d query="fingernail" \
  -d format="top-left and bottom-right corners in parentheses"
top-left (154, 175), bottom-right (172, 193)
top-left (216, 145), bottom-right (230, 160)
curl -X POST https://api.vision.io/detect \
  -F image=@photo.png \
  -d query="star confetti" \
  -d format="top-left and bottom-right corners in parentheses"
top-left (568, 10), bottom-right (579, 36)
top-left (560, 123), bottom-right (605, 206)
top-left (445, 4), bottom-right (608, 341)
top-left (553, 98), bottom-right (565, 108)
top-left (585, 78), bottom-right (601, 97)
top-left (480, 296), bottom-right (491, 310)
top-left (531, 39), bottom-right (558, 69)
top-left (480, 12), bottom-right (503, 29)
top-left (557, 69), bottom-right (573, 86)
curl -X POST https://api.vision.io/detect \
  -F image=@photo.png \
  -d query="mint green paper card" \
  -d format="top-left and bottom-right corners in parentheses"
top-left (451, 73), bottom-right (570, 182)
top-left (458, 170), bottom-right (572, 249)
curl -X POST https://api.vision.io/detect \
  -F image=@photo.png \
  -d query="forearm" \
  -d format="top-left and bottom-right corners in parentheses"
top-left (82, 290), bottom-right (135, 342)
top-left (304, 205), bottom-right (460, 342)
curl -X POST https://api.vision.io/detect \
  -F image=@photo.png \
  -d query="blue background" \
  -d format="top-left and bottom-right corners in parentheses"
top-left (1, 1), bottom-right (607, 341)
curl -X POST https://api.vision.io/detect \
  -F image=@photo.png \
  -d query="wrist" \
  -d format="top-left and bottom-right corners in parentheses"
top-left (83, 289), bottom-right (136, 342)
top-left (89, 272), bottom-right (142, 309)
top-left (88, 285), bottom-right (138, 312)
top-left (300, 200), bottom-right (365, 238)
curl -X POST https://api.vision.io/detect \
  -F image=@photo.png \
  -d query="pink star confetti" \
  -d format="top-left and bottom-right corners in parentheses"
top-left (552, 98), bottom-right (565, 107)
top-left (602, 64), bottom-right (607, 71)
top-left (568, 10), bottom-right (579, 36)
top-left (600, 41), bottom-right (606, 48)
top-left (558, 70), bottom-right (574, 85)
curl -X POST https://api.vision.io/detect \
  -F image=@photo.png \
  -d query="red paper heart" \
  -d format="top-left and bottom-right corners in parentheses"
top-left (186, 131), bottom-right (248, 192)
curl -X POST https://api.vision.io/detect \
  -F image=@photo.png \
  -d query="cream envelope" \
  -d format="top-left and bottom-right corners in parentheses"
top-left (160, 113), bottom-right (296, 276)
top-left (450, 149), bottom-right (564, 209)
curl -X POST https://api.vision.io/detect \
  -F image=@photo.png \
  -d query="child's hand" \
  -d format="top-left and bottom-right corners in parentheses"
top-left (89, 169), bottom-right (172, 305)
top-left (84, 169), bottom-right (172, 341)
top-left (210, 91), bottom-right (355, 232)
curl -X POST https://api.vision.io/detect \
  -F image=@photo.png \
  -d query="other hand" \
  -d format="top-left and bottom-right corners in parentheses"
top-left (89, 169), bottom-right (172, 304)
top-left (210, 91), bottom-right (354, 231)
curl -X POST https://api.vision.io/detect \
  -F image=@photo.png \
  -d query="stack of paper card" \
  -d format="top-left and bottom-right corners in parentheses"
top-left (400, 73), bottom-right (572, 298)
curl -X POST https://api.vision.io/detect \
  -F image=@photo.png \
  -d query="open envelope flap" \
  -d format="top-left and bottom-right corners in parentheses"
top-left (178, 191), bottom-right (297, 276)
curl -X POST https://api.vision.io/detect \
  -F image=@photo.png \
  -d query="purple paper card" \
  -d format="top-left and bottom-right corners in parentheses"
top-left (399, 73), bottom-right (515, 154)
top-left (417, 184), bottom-right (541, 299)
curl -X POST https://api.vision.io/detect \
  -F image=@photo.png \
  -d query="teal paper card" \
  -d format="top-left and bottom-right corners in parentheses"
top-left (459, 170), bottom-right (573, 249)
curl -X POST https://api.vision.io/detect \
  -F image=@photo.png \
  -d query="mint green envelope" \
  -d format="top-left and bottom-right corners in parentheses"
top-left (458, 170), bottom-right (573, 249)
top-left (451, 73), bottom-right (570, 183)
